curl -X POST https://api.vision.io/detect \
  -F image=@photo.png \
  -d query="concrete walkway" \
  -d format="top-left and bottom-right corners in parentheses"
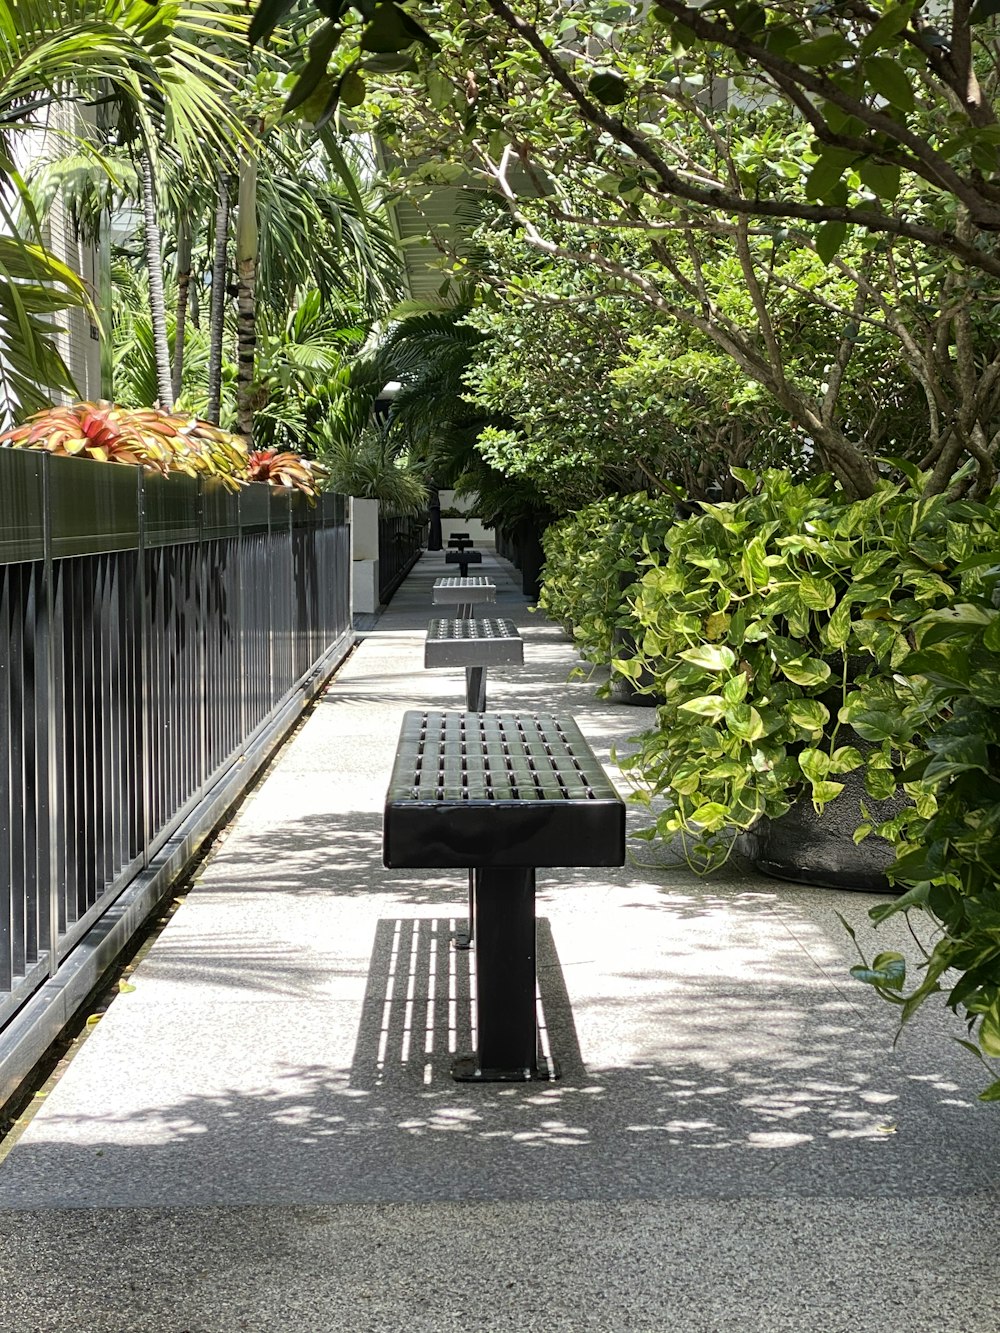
top-left (0, 548), bottom-right (998, 1332)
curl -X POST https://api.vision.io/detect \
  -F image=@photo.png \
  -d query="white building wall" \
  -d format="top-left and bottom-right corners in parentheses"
top-left (13, 101), bottom-right (104, 406)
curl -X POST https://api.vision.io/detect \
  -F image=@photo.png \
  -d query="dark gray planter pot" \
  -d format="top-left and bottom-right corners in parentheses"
top-left (735, 762), bottom-right (905, 893)
top-left (737, 662), bottom-right (909, 893)
top-left (608, 627), bottom-right (664, 707)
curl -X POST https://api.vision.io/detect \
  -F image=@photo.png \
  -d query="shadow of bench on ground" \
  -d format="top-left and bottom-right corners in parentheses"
top-left (350, 917), bottom-right (585, 1089)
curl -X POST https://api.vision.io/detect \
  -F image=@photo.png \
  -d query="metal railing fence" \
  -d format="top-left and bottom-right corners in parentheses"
top-left (0, 449), bottom-right (351, 1051)
top-left (377, 514), bottom-right (423, 605)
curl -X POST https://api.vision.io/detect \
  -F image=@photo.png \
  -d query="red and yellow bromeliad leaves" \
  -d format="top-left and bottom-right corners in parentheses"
top-left (0, 402), bottom-right (323, 496)
top-left (247, 448), bottom-right (325, 499)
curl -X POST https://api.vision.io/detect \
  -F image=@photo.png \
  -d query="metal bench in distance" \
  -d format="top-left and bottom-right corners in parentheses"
top-left (383, 709), bottom-right (625, 1082)
top-left (425, 617), bottom-right (523, 711)
top-left (432, 576), bottom-right (496, 619)
top-left (445, 548), bottom-right (482, 577)
top-left (447, 534), bottom-right (473, 550)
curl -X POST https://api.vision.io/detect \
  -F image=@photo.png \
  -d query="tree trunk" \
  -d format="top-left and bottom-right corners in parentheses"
top-left (141, 154), bottom-right (174, 412)
top-left (206, 169), bottom-right (230, 426)
top-left (235, 149), bottom-right (258, 445)
top-left (171, 215), bottom-right (192, 404)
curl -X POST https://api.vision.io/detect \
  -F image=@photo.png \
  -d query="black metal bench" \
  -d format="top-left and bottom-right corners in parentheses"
top-left (445, 548), bottom-right (482, 577)
top-left (424, 617), bottom-right (523, 711)
top-left (383, 710), bottom-right (625, 1082)
top-left (447, 533), bottom-right (473, 550)
top-left (432, 576), bottom-right (495, 619)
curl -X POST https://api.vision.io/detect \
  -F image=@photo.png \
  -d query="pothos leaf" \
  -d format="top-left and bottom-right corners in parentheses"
top-left (678, 644), bottom-right (736, 671)
top-left (851, 952), bottom-right (907, 990)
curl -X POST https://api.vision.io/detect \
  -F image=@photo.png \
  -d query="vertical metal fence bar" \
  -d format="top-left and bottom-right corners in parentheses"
top-left (170, 549), bottom-right (183, 817)
top-left (22, 567), bottom-right (40, 973)
top-left (64, 562), bottom-right (83, 926)
top-left (112, 556), bottom-right (128, 875)
top-left (95, 555), bottom-right (112, 900)
top-left (39, 550), bottom-right (56, 984)
top-left (49, 561), bottom-right (66, 944)
top-left (157, 549), bottom-right (172, 831)
top-left (8, 572), bottom-right (25, 982)
top-left (183, 547), bottom-right (196, 808)
top-left (146, 551), bottom-right (161, 841)
top-left (180, 547), bottom-right (193, 818)
top-left (198, 545), bottom-right (210, 783)
top-left (81, 559), bottom-right (99, 916)
top-left (0, 569), bottom-right (12, 993)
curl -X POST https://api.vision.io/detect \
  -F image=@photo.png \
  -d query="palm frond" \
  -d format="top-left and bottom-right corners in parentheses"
top-left (0, 0), bottom-right (252, 414)
top-left (317, 426), bottom-right (428, 515)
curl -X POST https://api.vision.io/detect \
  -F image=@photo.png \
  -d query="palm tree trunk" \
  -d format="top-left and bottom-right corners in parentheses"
top-left (235, 149), bottom-right (258, 444)
top-left (141, 154), bottom-right (173, 411)
top-left (206, 168), bottom-right (230, 426)
top-left (171, 215), bottom-right (192, 403)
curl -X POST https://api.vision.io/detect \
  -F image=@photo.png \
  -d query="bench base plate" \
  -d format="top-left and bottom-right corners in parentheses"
top-left (452, 1055), bottom-right (559, 1083)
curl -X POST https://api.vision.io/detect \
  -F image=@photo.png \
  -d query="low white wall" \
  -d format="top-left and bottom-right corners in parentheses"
top-left (352, 557), bottom-right (380, 615)
top-left (439, 492), bottom-right (493, 548)
top-left (442, 515), bottom-right (494, 548)
top-left (350, 496), bottom-right (380, 613)
top-left (350, 497), bottom-right (379, 560)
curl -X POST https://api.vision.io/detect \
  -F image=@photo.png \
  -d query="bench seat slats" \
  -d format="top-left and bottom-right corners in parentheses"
top-left (424, 617), bottom-right (523, 669)
top-left (384, 710), bottom-right (626, 869)
top-left (432, 576), bottom-right (495, 594)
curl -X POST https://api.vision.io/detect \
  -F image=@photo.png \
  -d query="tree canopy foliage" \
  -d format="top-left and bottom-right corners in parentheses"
top-left (250, 1), bottom-right (1000, 498)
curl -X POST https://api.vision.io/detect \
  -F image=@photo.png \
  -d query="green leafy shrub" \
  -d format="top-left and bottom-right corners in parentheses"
top-left (539, 492), bottom-right (677, 675)
top-left (616, 466), bottom-right (1000, 1093)
top-left (619, 469), bottom-right (1000, 864)
top-left (316, 426), bottom-right (428, 515)
top-left (844, 593), bottom-right (1000, 1098)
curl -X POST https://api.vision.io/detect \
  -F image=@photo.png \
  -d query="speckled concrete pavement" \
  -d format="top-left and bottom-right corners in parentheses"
top-left (0, 548), bottom-right (997, 1333)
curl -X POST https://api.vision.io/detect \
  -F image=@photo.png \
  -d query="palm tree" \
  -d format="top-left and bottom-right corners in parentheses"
top-left (206, 168), bottom-right (231, 424)
top-left (229, 118), bottom-right (401, 446)
top-left (324, 302), bottom-right (557, 536)
top-left (0, 0), bottom-right (247, 416)
top-left (171, 211), bottom-right (194, 402)
top-left (235, 140), bottom-right (259, 438)
top-left (18, 6), bottom-right (400, 436)
top-left (251, 287), bottom-right (366, 452)
top-left (329, 304), bottom-right (488, 473)
top-left (111, 260), bottom-right (216, 415)
top-left (140, 154), bottom-right (174, 408)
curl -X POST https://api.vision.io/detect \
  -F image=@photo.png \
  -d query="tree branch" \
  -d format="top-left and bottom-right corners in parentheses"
top-left (480, 0), bottom-right (1000, 275)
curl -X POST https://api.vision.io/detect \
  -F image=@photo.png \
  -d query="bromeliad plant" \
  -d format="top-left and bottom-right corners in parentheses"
top-left (617, 468), bottom-right (1000, 867)
top-left (247, 448), bottom-right (325, 498)
top-left (0, 402), bottom-right (323, 495)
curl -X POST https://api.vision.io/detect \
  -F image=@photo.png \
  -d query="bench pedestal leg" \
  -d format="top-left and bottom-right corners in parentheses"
top-left (453, 867), bottom-right (543, 1082)
top-left (465, 665), bottom-right (487, 712)
top-left (454, 869), bottom-right (475, 950)
top-left (457, 557), bottom-right (470, 577)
